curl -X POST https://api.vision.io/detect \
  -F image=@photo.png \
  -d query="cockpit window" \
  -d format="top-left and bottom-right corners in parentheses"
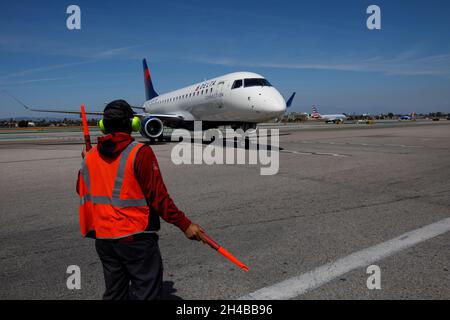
top-left (232, 79), bottom-right (243, 89)
top-left (244, 78), bottom-right (272, 87)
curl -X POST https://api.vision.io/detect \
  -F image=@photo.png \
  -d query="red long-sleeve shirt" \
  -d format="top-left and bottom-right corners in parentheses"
top-left (134, 144), bottom-right (191, 232)
top-left (77, 133), bottom-right (191, 232)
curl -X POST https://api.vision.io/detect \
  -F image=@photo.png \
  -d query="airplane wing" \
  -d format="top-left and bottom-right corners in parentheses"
top-left (3, 91), bottom-right (105, 116)
top-left (4, 91), bottom-right (185, 123)
top-left (135, 112), bottom-right (184, 127)
top-left (135, 113), bottom-right (183, 120)
top-left (21, 107), bottom-right (104, 116)
top-left (21, 107), bottom-right (155, 116)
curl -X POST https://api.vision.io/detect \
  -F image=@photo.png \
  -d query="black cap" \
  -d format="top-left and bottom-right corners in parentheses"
top-left (103, 99), bottom-right (135, 120)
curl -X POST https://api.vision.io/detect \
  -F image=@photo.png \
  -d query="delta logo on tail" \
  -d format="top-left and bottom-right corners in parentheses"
top-left (143, 59), bottom-right (158, 101)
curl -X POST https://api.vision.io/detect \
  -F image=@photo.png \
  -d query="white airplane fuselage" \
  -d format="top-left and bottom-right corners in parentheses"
top-left (142, 72), bottom-right (286, 124)
top-left (321, 114), bottom-right (347, 121)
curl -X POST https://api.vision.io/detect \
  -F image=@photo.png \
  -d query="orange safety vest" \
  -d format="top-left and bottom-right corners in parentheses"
top-left (78, 141), bottom-right (150, 239)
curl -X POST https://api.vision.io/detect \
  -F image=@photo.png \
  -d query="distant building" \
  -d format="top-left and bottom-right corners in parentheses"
top-left (281, 112), bottom-right (308, 123)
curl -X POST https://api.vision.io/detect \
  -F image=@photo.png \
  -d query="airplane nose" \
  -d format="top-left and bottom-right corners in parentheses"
top-left (273, 99), bottom-right (286, 113)
top-left (251, 89), bottom-right (286, 116)
top-left (265, 95), bottom-right (286, 114)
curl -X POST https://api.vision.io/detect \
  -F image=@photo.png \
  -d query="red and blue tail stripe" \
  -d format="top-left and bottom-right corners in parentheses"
top-left (143, 59), bottom-right (158, 101)
top-left (312, 106), bottom-right (320, 118)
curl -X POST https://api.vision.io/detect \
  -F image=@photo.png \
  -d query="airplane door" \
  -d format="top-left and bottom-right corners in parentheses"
top-left (215, 81), bottom-right (225, 110)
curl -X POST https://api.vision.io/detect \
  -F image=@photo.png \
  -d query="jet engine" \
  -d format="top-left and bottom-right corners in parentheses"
top-left (140, 117), bottom-right (164, 139)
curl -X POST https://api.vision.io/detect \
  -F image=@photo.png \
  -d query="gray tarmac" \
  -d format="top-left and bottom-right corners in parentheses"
top-left (0, 121), bottom-right (449, 299)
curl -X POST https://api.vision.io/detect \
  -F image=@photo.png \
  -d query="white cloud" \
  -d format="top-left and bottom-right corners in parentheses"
top-left (0, 44), bottom-right (143, 85)
top-left (192, 51), bottom-right (450, 76)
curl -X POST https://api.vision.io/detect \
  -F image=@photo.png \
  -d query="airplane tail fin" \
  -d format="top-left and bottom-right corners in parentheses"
top-left (143, 59), bottom-right (158, 101)
top-left (311, 105), bottom-right (321, 118)
top-left (286, 92), bottom-right (296, 108)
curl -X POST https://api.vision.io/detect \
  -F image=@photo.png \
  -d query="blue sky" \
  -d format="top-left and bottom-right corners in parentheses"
top-left (1, 0), bottom-right (449, 118)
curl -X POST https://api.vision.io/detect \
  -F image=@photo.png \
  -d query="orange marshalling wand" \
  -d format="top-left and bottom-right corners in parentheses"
top-left (201, 233), bottom-right (249, 272)
top-left (80, 104), bottom-right (92, 151)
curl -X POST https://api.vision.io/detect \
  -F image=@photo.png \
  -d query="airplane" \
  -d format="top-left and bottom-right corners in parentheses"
top-left (310, 105), bottom-right (347, 123)
top-left (399, 112), bottom-right (416, 121)
top-left (5, 59), bottom-right (296, 141)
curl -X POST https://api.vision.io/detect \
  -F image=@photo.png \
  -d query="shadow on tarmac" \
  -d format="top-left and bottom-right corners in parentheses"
top-left (162, 281), bottom-right (183, 300)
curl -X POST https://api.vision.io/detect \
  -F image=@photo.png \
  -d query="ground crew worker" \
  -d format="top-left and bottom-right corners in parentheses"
top-left (77, 99), bottom-right (204, 300)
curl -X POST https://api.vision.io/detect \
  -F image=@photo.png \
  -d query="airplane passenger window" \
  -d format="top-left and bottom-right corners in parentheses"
top-left (244, 78), bottom-right (272, 87)
top-left (232, 79), bottom-right (243, 89)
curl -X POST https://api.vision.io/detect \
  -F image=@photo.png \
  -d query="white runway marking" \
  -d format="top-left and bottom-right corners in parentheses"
top-left (298, 140), bottom-right (425, 149)
top-left (239, 217), bottom-right (450, 300)
top-left (281, 149), bottom-right (349, 157)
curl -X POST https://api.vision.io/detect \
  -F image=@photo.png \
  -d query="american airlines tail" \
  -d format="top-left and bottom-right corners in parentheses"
top-left (311, 106), bottom-right (321, 119)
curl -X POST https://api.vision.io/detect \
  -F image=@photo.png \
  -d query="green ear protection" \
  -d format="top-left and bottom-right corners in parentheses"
top-left (131, 116), bottom-right (141, 132)
top-left (99, 119), bottom-right (105, 134)
top-left (99, 116), bottom-right (141, 134)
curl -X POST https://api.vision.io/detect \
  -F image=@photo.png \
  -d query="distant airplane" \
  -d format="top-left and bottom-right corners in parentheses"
top-left (399, 112), bottom-right (417, 121)
top-left (311, 106), bottom-right (347, 123)
top-left (5, 58), bottom-right (296, 141)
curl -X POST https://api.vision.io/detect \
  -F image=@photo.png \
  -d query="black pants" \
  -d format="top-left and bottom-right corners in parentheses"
top-left (95, 234), bottom-right (163, 300)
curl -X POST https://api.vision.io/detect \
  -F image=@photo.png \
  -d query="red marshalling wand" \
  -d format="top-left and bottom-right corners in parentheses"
top-left (201, 233), bottom-right (249, 272)
top-left (80, 104), bottom-right (92, 152)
